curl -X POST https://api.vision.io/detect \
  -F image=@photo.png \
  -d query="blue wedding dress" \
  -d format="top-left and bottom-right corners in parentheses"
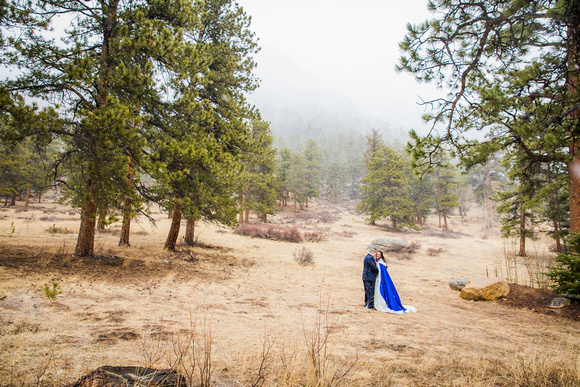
top-left (374, 259), bottom-right (417, 314)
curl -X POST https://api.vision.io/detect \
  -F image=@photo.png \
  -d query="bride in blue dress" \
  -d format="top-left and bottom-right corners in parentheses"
top-left (374, 251), bottom-right (417, 314)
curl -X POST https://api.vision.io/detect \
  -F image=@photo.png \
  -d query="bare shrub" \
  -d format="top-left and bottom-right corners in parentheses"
top-left (304, 230), bottom-right (329, 242)
top-left (97, 227), bottom-right (121, 236)
top-left (23, 215), bottom-right (36, 223)
top-left (317, 211), bottom-right (339, 224)
top-left (46, 224), bottom-right (75, 234)
top-left (422, 228), bottom-right (472, 238)
top-left (301, 298), bottom-right (358, 385)
top-left (294, 247), bottom-right (314, 265)
top-left (234, 223), bottom-right (304, 243)
top-left (39, 216), bottom-right (58, 222)
top-left (426, 247), bottom-right (445, 256)
top-left (138, 314), bottom-right (213, 387)
top-left (405, 241), bottom-right (420, 254)
top-left (333, 230), bottom-right (358, 239)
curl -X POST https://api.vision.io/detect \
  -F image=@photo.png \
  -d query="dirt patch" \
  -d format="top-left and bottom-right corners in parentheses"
top-left (499, 283), bottom-right (580, 321)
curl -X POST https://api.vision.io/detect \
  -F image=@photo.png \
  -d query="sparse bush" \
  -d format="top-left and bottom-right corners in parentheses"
top-left (396, 253), bottom-right (413, 260)
top-left (44, 282), bottom-right (62, 302)
top-left (405, 241), bottom-right (420, 253)
top-left (39, 215), bottom-right (58, 222)
top-left (317, 211), bottom-right (339, 223)
top-left (426, 247), bottom-right (445, 256)
top-left (294, 247), bottom-right (314, 265)
top-left (234, 223), bottom-right (304, 243)
top-left (334, 230), bottom-right (357, 238)
top-left (47, 224), bottom-right (74, 234)
top-left (304, 229), bottom-right (329, 242)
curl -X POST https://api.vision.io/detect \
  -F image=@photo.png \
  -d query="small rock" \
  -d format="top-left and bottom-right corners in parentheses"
top-left (550, 297), bottom-right (571, 309)
top-left (460, 277), bottom-right (510, 301)
top-left (449, 278), bottom-right (469, 291)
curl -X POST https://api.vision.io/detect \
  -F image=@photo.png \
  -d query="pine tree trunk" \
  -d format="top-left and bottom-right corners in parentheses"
top-left (554, 221), bottom-right (562, 253)
top-left (184, 218), bottom-right (195, 246)
top-left (97, 208), bottom-right (107, 230)
top-left (485, 170), bottom-right (493, 230)
top-left (10, 190), bottom-right (16, 206)
top-left (119, 195), bottom-right (132, 247)
top-left (119, 161), bottom-right (134, 247)
top-left (518, 209), bottom-right (526, 257)
top-left (164, 200), bottom-right (182, 250)
top-left (443, 213), bottom-right (449, 231)
top-left (262, 213), bottom-right (267, 223)
top-left (568, 18), bottom-right (580, 236)
top-left (293, 190), bottom-right (297, 214)
top-left (244, 209), bottom-right (250, 223)
top-left (24, 187), bottom-right (31, 207)
top-left (38, 192), bottom-right (42, 203)
top-left (75, 177), bottom-right (98, 256)
top-left (239, 194), bottom-right (244, 223)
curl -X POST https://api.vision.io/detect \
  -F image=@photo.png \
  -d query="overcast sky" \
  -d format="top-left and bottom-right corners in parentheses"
top-left (238, 0), bottom-right (441, 134)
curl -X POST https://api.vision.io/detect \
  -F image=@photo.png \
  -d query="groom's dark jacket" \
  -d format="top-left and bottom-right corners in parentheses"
top-left (362, 253), bottom-right (379, 281)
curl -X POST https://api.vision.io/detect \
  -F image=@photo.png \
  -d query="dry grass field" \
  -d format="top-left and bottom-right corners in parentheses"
top-left (0, 196), bottom-right (579, 386)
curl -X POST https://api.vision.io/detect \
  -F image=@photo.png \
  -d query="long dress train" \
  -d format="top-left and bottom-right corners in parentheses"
top-left (374, 259), bottom-right (417, 314)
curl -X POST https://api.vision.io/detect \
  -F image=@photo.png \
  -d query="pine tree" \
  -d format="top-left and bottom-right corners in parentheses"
top-left (303, 139), bottom-right (323, 207)
top-left (399, 0), bottom-right (580, 234)
top-left (547, 233), bottom-right (580, 296)
top-left (241, 120), bottom-right (278, 223)
top-left (357, 144), bottom-right (415, 228)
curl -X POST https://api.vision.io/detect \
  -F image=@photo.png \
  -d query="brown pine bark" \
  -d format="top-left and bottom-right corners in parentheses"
top-left (164, 200), bottom-right (182, 250)
top-left (10, 190), bottom-right (16, 206)
top-left (485, 170), bottom-right (493, 230)
top-left (75, 178), bottom-right (98, 257)
top-left (24, 187), bottom-right (31, 207)
top-left (518, 209), bottom-right (526, 257)
top-left (244, 209), bottom-right (250, 223)
top-left (97, 208), bottom-right (107, 230)
top-left (184, 218), bottom-right (195, 246)
top-left (118, 195), bottom-right (132, 247)
top-left (567, 19), bottom-right (580, 234)
top-left (554, 221), bottom-right (562, 253)
top-left (119, 161), bottom-right (134, 247)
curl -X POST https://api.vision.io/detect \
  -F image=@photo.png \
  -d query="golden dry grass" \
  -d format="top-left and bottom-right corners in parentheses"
top-left (0, 197), bottom-right (578, 386)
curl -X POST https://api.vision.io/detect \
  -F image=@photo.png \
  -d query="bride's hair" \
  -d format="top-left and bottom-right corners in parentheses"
top-left (378, 251), bottom-right (384, 259)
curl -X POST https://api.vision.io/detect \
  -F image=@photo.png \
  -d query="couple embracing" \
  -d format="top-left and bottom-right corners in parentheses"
top-left (363, 249), bottom-right (417, 314)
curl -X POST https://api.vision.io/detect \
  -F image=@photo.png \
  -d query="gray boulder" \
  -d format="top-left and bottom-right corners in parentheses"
top-left (73, 366), bottom-right (186, 387)
top-left (367, 237), bottom-right (409, 252)
top-left (550, 297), bottom-right (571, 309)
top-left (449, 278), bottom-right (469, 291)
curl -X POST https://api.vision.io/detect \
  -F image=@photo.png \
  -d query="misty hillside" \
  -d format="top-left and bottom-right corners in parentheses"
top-left (247, 47), bottom-right (411, 149)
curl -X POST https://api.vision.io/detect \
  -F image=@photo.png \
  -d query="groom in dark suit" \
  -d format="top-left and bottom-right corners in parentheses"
top-left (362, 249), bottom-right (379, 309)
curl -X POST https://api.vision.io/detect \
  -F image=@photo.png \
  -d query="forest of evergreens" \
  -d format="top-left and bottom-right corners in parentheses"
top-left (1, 0), bottom-right (579, 296)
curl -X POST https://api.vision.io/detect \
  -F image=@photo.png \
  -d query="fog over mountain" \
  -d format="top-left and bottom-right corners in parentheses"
top-left (239, 0), bottom-right (441, 147)
top-left (247, 47), bottom-right (410, 146)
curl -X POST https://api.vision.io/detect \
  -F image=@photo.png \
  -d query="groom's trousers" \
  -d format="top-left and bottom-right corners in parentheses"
top-left (363, 280), bottom-right (375, 308)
